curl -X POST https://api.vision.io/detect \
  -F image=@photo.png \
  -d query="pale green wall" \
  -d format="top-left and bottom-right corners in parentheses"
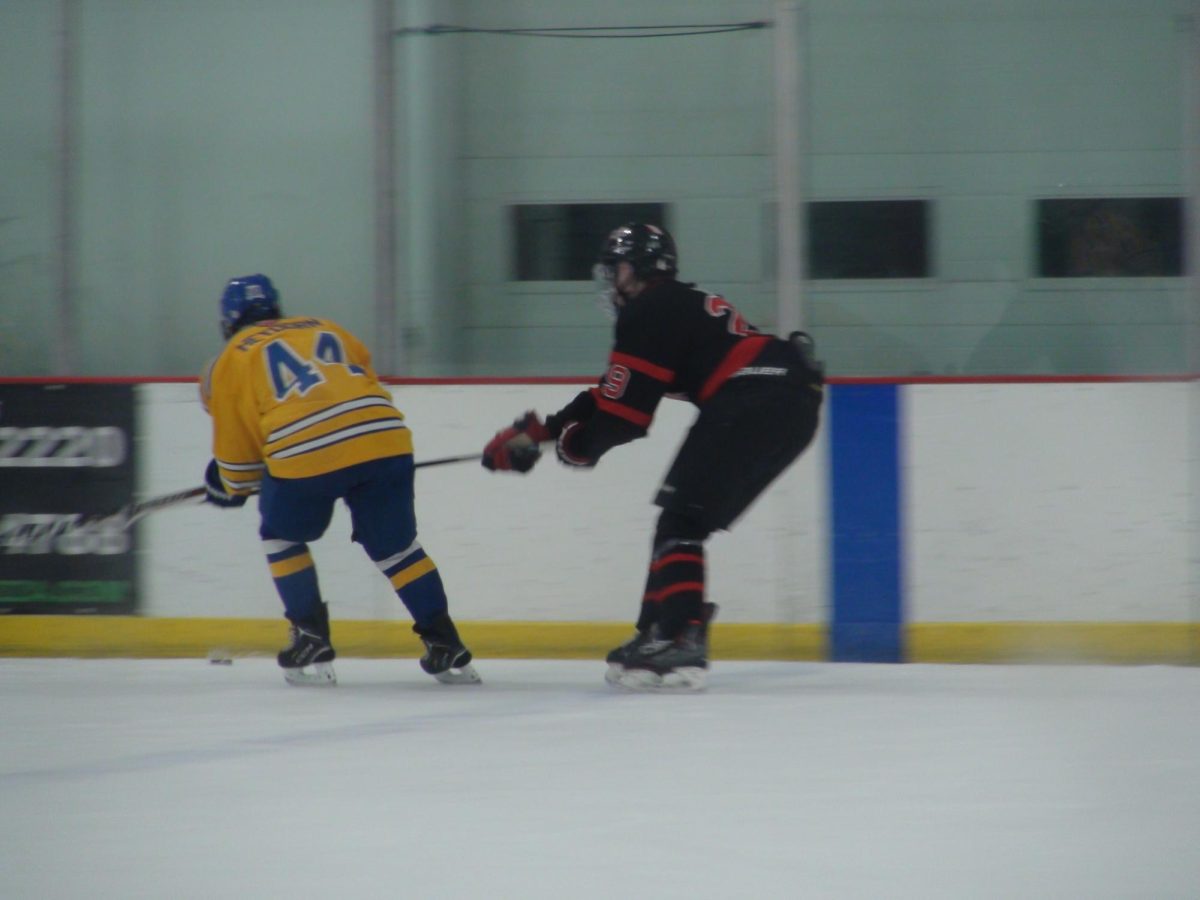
top-left (443, 0), bottom-right (775, 375)
top-left (0, 2), bottom-right (58, 374)
top-left (805, 1), bottom-right (1192, 375)
top-left (437, 0), bottom-right (1193, 376)
top-left (1, 0), bottom-right (376, 377)
top-left (0, 0), bottom-right (1193, 377)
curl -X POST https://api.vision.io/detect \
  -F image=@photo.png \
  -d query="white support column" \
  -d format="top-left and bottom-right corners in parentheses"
top-left (372, 0), bottom-right (399, 375)
top-left (53, 0), bottom-right (79, 375)
top-left (1189, 7), bottom-right (1200, 373)
top-left (401, 1), bottom-right (464, 375)
top-left (1187, 4), bottom-right (1200, 659)
top-left (773, 1), bottom-right (807, 335)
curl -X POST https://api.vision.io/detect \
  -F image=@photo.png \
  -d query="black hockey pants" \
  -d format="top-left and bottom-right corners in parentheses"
top-left (653, 372), bottom-right (823, 534)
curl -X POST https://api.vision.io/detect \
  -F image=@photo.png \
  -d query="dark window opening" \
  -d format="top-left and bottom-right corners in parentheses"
top-left (1036, 197), bottom-right (1183, 277)
top-left (808, 200), bottom-right (930, 279)
top-left (512, 203), bottom-right (668, 281)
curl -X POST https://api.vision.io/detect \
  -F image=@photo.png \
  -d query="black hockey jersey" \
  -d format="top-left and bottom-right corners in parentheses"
top-left (548, 279), bottom-right (821, 464)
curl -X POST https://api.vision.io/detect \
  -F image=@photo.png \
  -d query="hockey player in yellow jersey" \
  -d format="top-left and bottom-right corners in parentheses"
top-left (201, 274), bottom-right (478, 686)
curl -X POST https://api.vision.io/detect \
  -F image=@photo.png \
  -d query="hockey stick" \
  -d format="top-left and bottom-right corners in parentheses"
top-left (83, 453), bottom-right (481, 531)
top-left (81, 486), bottom-right (208, 531)
top-left (413, 453), bottom-right (480, 469)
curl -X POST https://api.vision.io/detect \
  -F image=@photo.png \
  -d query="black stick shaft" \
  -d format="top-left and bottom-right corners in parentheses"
top-left (414, 453), bottom-right (479, 469)
top-left (99, 453), bottom-right (479, 527)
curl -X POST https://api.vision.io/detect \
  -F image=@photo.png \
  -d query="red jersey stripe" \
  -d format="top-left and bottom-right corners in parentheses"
top-left (610, 352), bottom-right (675, 383)
top-left (697, 335), bottom-right (771, 403)
top-left (596, 396), bottom-right (652, 428)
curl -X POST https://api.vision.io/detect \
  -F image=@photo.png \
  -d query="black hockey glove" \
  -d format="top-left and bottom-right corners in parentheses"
top-left (203, 459), bottom-right (248, 508)
top-left (481, 412), bottom-right (552, 473)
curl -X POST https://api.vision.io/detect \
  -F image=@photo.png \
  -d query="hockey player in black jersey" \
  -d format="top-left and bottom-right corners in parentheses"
top-left (481, 223), bottom-right (823, 691)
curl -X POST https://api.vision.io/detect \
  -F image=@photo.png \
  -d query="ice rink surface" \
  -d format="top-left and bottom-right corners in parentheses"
top-left (2, 658), bottom-right (1198, 899)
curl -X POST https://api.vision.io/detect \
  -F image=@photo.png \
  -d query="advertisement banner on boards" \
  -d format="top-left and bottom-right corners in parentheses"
top-left (0, 384), bottom-right (138, 614)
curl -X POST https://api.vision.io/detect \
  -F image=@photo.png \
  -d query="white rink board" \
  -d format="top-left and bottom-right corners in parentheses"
top-left (140, 383), bottom-right (828, 624)
top-left (140, 381), bottom-right (1195, 626)
top-left (905, 383), bottom-right (1196, 622)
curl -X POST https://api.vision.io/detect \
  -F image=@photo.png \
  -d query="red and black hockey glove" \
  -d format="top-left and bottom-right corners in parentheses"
top-left (481, 412), bottom-right (553, 473)
top-left (555, 421), bottom-right (595, 468)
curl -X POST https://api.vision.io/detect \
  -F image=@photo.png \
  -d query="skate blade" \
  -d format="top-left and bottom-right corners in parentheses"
top-left (432, 663), bottom-right (482, 685)
top-left (605, 663), bottom-right (631, 686)
top-left (283, 661), bottom-right (337, 687)
top-left (607, 665), bottom-right (707, 693)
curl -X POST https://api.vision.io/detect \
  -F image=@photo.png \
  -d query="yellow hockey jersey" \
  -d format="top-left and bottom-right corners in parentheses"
top-left (201, 316), bottom-right (411, 493)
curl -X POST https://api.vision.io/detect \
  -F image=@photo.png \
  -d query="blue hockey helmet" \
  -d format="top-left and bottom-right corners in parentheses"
top-left (219, 274), bottom-right (281, 339)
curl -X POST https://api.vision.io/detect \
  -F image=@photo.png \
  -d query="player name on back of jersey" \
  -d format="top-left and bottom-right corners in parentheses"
top-left (234, 317), bottom-right (323, 351)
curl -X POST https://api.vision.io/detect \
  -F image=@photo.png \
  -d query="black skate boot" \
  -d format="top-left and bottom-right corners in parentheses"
top-left (414, 612), bottom-right (481, 685)
top-left (605, 626), bottom-right (659, 669)
top-left (607, 603), bottom-right (718, 692)
top-left (278, 604), bottom-right (336, 687)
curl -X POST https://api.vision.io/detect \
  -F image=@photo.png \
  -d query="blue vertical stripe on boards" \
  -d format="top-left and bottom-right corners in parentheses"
top-left (828, 384), bottom-right (903, 662)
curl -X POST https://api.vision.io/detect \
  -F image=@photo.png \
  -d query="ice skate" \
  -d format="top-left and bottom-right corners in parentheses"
top-left (604, 626), bottom-right (659, 681)
top-left (278, 620), bottom-right (337, 687)
top-left (414, 613), bottom-right (481, 685)
top-left (607, 603), bottom-right (717, 693)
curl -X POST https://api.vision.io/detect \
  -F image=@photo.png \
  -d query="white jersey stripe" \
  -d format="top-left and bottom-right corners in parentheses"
top-left (266, 396), bottom-right (397, 444)
top-left (216, 459), bottom-right (266, 472)
top-left (269, 419), bottom-right (408, 461)
top-left (224, 477), bottom-right (262, 492)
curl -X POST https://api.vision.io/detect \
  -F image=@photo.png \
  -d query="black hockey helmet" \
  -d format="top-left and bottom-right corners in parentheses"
top-left (598, 222), bottom-right (678, 280)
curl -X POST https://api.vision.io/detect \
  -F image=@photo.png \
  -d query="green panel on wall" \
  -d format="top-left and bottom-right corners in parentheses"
top-left (74, 2), bottom-right (376, 375)
top-left (0, 1), bottom-right (58, 376)
top-left (3, 0), bottom-right (1192, 377)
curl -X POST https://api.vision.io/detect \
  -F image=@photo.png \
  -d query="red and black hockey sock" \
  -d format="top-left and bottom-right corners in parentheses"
top-left (635, 568), bottom-right (659, 633)
top-left (644, 540), bottom-right (706, 640)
